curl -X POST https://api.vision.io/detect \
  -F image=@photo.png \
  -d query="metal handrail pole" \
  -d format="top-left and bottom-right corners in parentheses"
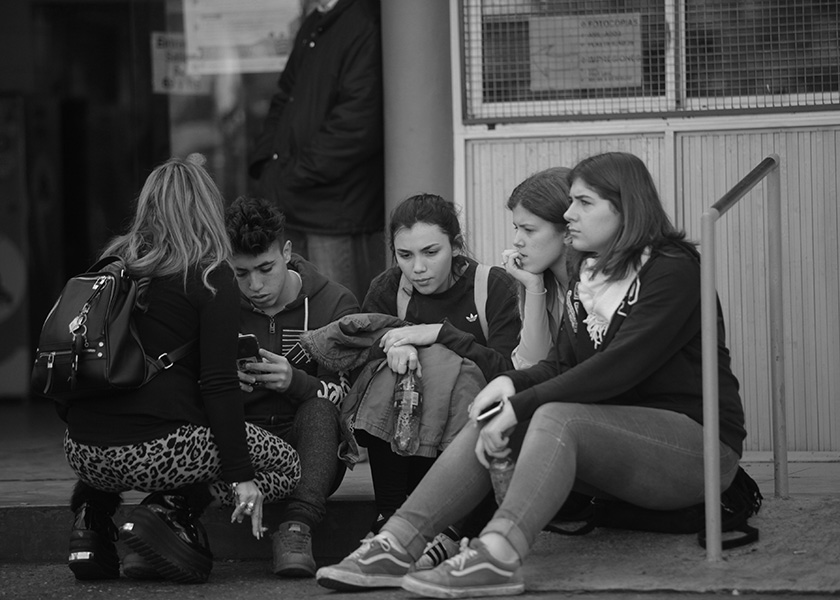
top-left (700, 154), bottom-right (784, 559)
top-left (701, 209), bottom-right (723, 561)
top-left (766, 156), bottom-right (789, 497)
top-left (712, 155), bottom-right (781, 216)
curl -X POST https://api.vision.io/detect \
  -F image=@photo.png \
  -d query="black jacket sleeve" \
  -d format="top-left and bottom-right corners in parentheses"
top-left (504, 256), bottom-right (703, 422)
top-left (198, 265), bottom-right (256, 483)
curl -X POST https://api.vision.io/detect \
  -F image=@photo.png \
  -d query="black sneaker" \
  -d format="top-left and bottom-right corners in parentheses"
top-left (68, 502), bottom-right (121, 580)
top-left (272, 521), bottom-right (316, 577)
top-left (415, 531), bottom-right (461, 570)
top-left (119, 492), bottom-right (213, 584)
top-left (122, 551), bottom-right (163, 580)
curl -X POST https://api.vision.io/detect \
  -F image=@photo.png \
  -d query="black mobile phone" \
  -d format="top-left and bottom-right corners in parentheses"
top-left (476, 400), bottom-right (503, 422)
top-left (236, 333), bottom-right (261, 371)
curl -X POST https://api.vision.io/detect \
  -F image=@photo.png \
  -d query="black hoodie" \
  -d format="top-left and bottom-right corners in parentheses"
top-left (239, 254), bottom-right (359, 424)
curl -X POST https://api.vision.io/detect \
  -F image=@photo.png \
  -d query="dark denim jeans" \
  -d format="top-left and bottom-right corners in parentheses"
top-left (384, 403), bottom-right (740, 561)
top-left (260, 396), bottom-right (346, 529)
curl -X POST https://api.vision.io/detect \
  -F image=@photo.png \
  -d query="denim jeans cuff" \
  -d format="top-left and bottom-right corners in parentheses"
top-left (482, 516), bottom-right (529, 562)
top-left (384, 515), bottom-right (428, 560)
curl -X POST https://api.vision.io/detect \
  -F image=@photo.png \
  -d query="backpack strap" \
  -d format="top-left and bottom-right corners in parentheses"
top-left (144, 339), bottom-right (198, 382)
top-left (473, 263), bottom-right (490, 340)
top-left (396, 264), bottom-right (491, 340)
top-left (396, 273), bottom-right (413, 321)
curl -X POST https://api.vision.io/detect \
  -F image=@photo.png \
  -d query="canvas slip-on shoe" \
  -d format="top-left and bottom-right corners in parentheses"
top-left (402, 538), bottom-right (524, 598)
top-left (316, 533), bottom-right (412, 591)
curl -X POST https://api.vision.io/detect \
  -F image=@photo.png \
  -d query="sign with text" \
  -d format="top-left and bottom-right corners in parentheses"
top-left (530, 13), bottom-right (643, 91)
top-left (183, 0), bottom-right (299, 75)
top-left (151, 32), bottom-right (212, 95)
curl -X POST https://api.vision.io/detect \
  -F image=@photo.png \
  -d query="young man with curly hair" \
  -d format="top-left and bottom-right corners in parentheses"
top-left (225, 195), bottom-right (360, 577)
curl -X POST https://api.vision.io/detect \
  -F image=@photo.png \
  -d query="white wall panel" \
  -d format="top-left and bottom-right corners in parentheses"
top-left (463, 127), bottom-right (840, 452)
top-left (464, 135), bottom-right (667, 266)
top-left (678, 128), bottom-right (840, 453)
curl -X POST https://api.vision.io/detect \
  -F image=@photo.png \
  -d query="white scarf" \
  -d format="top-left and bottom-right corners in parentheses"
top-left (578, 248), bottom-right (650, 348)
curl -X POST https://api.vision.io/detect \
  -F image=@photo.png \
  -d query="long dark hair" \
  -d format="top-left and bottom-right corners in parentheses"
top-left (389, 193), bottom-right (469, 275)
top-left (568, 152), bottom-right (690, 280)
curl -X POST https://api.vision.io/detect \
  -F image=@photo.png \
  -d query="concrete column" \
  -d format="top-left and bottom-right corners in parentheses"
top-left (380, 0), bottom-right (454, 230)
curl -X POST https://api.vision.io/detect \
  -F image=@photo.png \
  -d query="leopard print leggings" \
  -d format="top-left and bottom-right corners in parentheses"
top-left (64, 422), bottom-right (300, 506)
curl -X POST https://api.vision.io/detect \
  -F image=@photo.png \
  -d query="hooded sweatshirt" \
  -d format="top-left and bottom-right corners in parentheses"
top-left (239, 254), bottom-right (359, 424)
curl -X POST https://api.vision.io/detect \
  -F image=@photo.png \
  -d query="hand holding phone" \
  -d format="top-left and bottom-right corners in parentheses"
top-left (476, 400), bottom-right (504, 422)
top-left (236, 334), bottom-right (261, 371)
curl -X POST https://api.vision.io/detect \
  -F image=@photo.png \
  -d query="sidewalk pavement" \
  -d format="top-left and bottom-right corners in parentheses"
top-left (1, 397), bottom-right (839, 598)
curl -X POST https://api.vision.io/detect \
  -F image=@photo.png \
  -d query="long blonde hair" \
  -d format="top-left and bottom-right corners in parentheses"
top-left (100, 154), bottom-right (231, 292)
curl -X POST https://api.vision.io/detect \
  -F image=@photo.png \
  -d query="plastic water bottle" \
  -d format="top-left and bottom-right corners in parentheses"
top-left (488, 456), bottom-right (515, 506)
top-left (391, 369), bottom-right (422, 456)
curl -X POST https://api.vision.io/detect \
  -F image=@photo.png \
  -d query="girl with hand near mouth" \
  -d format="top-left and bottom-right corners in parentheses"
top-left (501, 166), bottom-right (574, 370)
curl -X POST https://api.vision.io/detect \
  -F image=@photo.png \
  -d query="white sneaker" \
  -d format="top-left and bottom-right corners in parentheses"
top-left (415, 532), bottom-right (460, 570)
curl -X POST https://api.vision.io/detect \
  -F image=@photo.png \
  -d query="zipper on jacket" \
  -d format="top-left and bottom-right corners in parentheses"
top-left (44, 352), bottom-right (55, 393)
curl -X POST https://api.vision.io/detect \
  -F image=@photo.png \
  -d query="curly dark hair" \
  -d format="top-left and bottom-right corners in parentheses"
top-left (225, 196), bottom-right (287, 255)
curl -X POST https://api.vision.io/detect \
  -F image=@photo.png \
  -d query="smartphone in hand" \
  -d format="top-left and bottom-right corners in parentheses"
top-left (476, 400), bottom-right (503, 422)
top-left (236, 333), bottom-right (261, 371)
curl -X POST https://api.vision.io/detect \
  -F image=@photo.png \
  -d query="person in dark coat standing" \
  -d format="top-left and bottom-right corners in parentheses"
top-left (249, 0), bottom-right (385, 304)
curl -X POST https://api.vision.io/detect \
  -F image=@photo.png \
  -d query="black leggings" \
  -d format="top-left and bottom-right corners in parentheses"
top-left (365, 434), bottom-right (499, 539)
top-left (364, 435), bottom-right (436, 527)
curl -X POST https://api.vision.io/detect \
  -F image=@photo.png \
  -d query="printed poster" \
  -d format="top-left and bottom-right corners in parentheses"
top-left (183, 0), bottom-right (301, 75)
top-left (530, 13), bottom-right (643, 91)
top-left (151, 32), bottom-right (212, 95)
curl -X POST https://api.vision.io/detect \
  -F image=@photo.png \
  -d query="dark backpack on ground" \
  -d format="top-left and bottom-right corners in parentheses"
top-left (31, 256), bottom-right (196, 404)
top-left (545, 466), bottom-right (763, 550)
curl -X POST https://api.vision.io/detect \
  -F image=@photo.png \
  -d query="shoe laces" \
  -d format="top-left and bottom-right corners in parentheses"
top-left (349, 534), bottom-right (390, 560)
top-left (444, 538), bottom-right (476, 570)
top-left (278, 528), bottom-right (311, 554)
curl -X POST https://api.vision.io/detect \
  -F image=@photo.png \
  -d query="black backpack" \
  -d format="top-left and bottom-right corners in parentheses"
top-left (31, 256), bottom-right (196, 403)
top-left (545, 466), bottom-right (763, 549)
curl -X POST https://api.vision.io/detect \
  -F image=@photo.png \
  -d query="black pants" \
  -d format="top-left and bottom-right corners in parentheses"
top-left (364, 433), bottom-right (498, 538)
top-left (259, 396), bottom-right (346, 530)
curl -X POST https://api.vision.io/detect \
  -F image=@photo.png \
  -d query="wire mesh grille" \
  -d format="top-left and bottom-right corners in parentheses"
top-left (684, 2), bottom-right (839, 103)
top-left (461, 0), bottom-right (840, 122)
